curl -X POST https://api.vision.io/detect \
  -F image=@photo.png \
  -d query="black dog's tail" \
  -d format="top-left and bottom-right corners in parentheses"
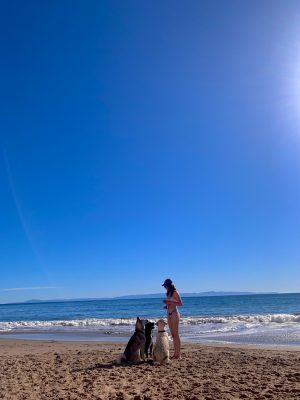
top-left (116, 353), bottom-right (126, 365)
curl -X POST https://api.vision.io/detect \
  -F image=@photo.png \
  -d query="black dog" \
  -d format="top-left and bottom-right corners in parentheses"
top-left (144, 321), bottom-right (155, 358)
top-left (116, 317), bottom-right (148, 364)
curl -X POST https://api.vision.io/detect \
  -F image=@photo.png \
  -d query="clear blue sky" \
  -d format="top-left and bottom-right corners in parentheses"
top-left (1, 1), bottom-right (300, 303)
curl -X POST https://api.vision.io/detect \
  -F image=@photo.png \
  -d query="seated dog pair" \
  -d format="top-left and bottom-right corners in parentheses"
top-left (116, 317), bottom-right (170, 364)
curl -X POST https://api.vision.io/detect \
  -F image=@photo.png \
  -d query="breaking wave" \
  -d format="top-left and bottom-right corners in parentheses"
top-left (1, 313), bottom-right (300, 332)
top-left (181, 314), bottom-right (300, 325)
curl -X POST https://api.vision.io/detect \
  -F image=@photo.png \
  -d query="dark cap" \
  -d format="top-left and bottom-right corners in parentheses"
top-left (162, 278), bottom-right (173, 287)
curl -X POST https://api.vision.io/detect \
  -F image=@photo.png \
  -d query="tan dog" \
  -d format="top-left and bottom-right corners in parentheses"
top-left (116, 317), bottom-right (148, 364)
top-left (153, 319), bottom-right (170, 363)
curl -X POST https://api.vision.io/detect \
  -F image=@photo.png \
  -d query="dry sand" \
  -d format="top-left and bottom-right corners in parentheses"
top-left (0, 339), bottom-right (300, 399)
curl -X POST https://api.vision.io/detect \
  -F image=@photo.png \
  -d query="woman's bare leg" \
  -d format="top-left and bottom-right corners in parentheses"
top-left (168, 313), bottom-right (181, 358)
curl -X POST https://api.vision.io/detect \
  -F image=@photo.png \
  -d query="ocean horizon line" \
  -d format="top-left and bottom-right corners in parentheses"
top-left (2, 290), bottom-right (298, 306)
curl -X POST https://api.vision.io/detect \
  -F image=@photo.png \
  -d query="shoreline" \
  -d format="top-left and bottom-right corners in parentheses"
top-left (2, 329), bottom-right (300, 349)
top-left (1, 335), bottom-right (300, 352)
top-left (1, 339), bottom-right (300, 399)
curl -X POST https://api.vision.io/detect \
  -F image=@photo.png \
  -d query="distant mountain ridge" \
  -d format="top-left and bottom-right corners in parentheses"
top-left (15, 291), bottom-right (278, 305)
top-left (114, 291), bottom-right (276, 299)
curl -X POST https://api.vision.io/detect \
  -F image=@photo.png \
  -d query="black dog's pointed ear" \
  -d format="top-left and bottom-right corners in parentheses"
top-left (137, 316), bottom-right (140, 321)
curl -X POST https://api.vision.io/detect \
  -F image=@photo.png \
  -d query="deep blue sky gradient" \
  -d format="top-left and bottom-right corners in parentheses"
top-left (1, 1), bottom-right (300, 302)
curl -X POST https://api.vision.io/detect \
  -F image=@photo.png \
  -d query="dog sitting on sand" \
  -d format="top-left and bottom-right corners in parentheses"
top-left (116, 317), bottom-right (148, 364)
top-left (152, 319), bottom-right (170, 363)
top-left (144, 321), bottom-right (155, 358)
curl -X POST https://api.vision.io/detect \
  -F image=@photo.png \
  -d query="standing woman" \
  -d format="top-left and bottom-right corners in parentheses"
top-left (162, 278), bottom-right (183, 359)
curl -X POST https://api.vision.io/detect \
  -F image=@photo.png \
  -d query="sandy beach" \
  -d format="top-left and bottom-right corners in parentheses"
top-left (0, 339), bottom-right (300, 399)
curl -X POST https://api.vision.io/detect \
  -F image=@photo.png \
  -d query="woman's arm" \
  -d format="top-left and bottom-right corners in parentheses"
top-left (174, 291), bottom-right (183, 307)
top-left (164, 291), bottom-right (183, 307)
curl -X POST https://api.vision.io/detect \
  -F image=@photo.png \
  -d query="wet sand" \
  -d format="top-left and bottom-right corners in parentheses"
top-left (0, 339), bottom-right (300, 399)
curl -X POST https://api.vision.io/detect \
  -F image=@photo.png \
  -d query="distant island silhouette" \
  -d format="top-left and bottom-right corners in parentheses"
top-left (11, 291), bottom-right (279, 305)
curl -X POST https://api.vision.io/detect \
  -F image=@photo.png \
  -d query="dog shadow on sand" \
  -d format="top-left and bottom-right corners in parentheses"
top-left (71, 363), bottom-right (114, 372)
top-left (71, 359), bottom-right (154, 373)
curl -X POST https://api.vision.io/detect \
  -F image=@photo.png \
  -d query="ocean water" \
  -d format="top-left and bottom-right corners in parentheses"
top-left (1, 293), bottom-right (300, 346)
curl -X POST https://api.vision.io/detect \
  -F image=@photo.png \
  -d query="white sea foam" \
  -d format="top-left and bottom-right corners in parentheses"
top-left (0, 313), bottom-right (300, 333)
top-left (181, 314), bottom-right (300, 325)
top-left (0, 318), bottom-right (137, 331)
